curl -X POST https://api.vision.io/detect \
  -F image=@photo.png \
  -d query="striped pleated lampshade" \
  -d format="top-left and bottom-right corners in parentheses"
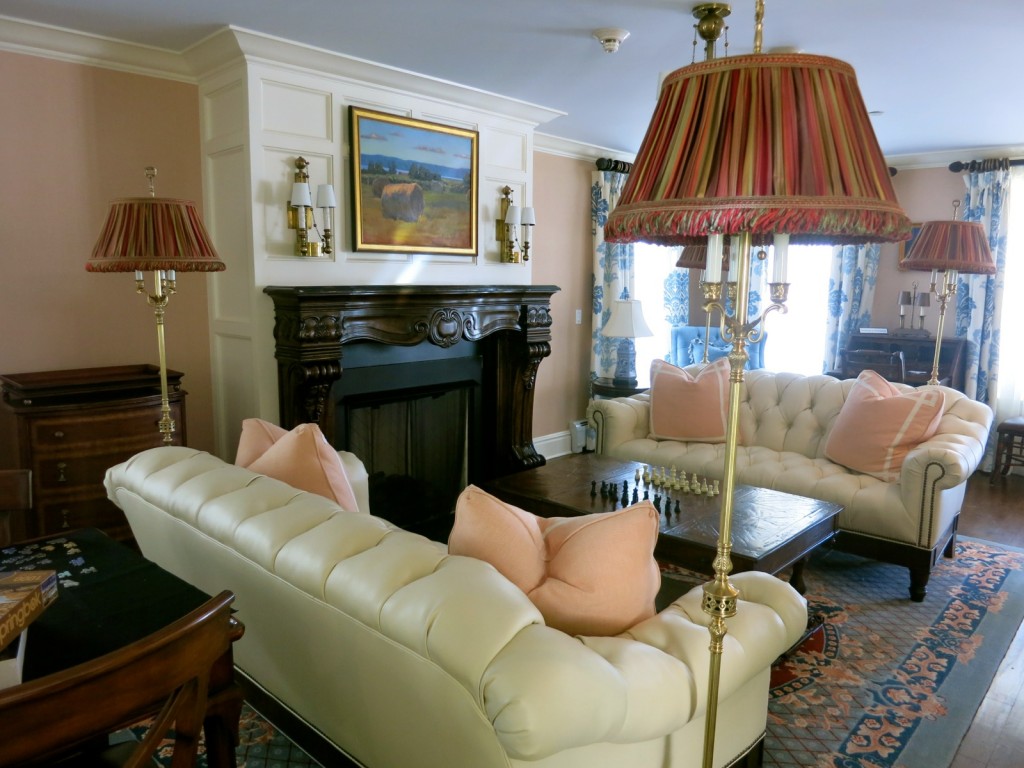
top-left (605, 52), bottom-right (911, 246)
top-left (901, 220), bottom-right (996, 274)
top-left (87, 197), bottom-right (224, 273)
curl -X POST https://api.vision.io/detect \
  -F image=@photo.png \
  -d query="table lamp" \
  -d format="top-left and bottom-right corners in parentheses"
top-left (601, 299), bottom-right (653, 387)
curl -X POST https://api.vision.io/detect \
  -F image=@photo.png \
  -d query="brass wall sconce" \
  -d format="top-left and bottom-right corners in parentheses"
top-left (287, 156), bottom-right (336, 257)
top-left (496, 186), bottom-right (535, 262)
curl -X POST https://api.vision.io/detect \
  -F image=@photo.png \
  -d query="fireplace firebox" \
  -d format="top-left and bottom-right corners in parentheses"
top-left (265, 285), bottom-right (558, 532)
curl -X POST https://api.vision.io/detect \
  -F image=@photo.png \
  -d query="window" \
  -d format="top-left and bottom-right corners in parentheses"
top-left (761, 245), bottom-right (832, 375)
top-left (632, 243), bottom-right (680, 386)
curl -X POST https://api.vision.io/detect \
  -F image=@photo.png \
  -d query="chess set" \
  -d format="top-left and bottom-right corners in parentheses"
top-left (591, 465), bottom-right (720, 517)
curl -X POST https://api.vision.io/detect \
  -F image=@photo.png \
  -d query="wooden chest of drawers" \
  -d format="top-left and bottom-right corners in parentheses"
top-left (0, 365), bottom-right (186, 543)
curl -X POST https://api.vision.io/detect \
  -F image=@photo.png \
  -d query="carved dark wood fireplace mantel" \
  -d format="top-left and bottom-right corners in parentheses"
top-left (264, 285), bottom-right (559, 484)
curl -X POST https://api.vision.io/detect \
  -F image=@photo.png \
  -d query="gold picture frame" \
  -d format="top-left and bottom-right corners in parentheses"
top-left (897, 222), bottom-right (923, 271)
top-left (350, 107), bottom-right (478, 255)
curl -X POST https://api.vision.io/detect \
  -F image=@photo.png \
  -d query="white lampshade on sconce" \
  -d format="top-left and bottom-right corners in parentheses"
top-left (602, 299), bottom-right (654, 386)
top-left (496, 186), bottom-right (536, 262)
top-left (287, 156), bottom-right (336, 257)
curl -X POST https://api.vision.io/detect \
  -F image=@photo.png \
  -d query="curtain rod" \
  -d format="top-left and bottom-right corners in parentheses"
top-left (596, 158), bottom-right (632, 174)
top-left (948, 158), bottom-right (1021, 173)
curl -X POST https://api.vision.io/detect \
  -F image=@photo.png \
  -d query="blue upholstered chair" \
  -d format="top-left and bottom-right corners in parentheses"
top-left (668, 326), bottom-right (767, 370)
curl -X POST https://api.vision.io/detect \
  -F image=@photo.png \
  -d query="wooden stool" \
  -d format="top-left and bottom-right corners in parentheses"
top-left (991, 416), bottom-right (1024, 483)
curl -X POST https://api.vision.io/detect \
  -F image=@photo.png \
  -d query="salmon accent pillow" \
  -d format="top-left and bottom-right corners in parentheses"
top-left (448, 485), bottom-right (661, 637)
top-left (825, 370), bottom-right (945, 481)
top-left (236, 419), bottom-right (360, 513)
top-left (649, 357), bottom-right (731, 443)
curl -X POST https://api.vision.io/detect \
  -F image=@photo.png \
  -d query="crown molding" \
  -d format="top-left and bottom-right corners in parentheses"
top-left (0, 17), bottom-right (565, 130)
top-left (888, 145), bottom-right (1024, 171)
top-left (534, 132), bottom-right (635, 163)
top-left (185, 27), bottom-right (564, 128)
top-left (0, 15), bottom-right (194, 81)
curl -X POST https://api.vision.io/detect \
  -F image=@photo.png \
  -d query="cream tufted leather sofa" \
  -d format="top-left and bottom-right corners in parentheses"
top-left (587, 369), bottom-right (994, 602)
top-left (105, 446), bottom-right (807, 768)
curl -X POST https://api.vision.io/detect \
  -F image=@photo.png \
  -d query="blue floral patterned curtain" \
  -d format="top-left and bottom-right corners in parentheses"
top-left (823, 244), bottom-right (881, 372)
top-left (959, 169), bottom-right (1008, 406)
top-left (591, 170), bottom-right (635, 380)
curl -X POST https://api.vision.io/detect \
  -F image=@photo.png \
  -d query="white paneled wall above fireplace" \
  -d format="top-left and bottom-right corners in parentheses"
top-left (186, 27), bottom-right (564, 455)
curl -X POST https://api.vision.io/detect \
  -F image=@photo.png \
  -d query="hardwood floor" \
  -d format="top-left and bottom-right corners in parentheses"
top-left (950, 471), bottom-right (1024, 768)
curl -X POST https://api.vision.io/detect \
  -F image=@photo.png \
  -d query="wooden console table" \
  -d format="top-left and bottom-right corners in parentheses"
top-left (842, 333), bottom-right (968, 391)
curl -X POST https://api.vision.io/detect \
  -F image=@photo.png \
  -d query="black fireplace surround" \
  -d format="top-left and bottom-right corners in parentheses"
top-left (264, 285), bottom-right (559, 488)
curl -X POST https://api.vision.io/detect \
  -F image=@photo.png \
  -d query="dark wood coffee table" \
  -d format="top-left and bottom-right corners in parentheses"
top-left (480, 453), bottom-right (842, 593)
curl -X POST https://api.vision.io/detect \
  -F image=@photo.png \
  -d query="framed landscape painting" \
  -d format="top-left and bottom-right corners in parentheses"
top-left (350, 107), bottom-right (478, 255)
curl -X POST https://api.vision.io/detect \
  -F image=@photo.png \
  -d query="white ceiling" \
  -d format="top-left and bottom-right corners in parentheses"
top-left (2, 0), bottom-right (1022, 161)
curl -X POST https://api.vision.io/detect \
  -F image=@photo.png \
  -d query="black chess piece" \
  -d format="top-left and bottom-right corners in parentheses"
top-left (620, 488), bottom-right (629, 508)
top-left (631, 487), bottom-right (639, 504)
top-left (643, 489), bottom-right (649, 501)
top-left (591, 480), bottom-right (597, 497)
top-left (653, 495), bottom-right (661, 512)
top-left (600, 481), bottom-right (608, 498)
top-left (674, 500), bottom-right (681, 516)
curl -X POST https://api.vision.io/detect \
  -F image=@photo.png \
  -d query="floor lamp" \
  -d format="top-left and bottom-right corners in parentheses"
top-left (900, 202), bottom-right (996, 385)
top-left (603, 3), bottom-right (911, 766)
top-left (86, 167), bottom-right (225, 444)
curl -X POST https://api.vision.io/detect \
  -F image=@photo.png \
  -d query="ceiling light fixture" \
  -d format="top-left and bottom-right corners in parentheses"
top-left (592, 28), bottom-right (630, 53)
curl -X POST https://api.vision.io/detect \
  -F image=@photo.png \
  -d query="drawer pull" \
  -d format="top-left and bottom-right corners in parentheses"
top-left (53, 430), bottom-right (65, 439)
top-left (57, 462), bottom-right (67, 483)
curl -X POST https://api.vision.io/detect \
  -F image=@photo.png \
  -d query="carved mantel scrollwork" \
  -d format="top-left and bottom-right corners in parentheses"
top-left (264, 285), bottom-right (560, 480)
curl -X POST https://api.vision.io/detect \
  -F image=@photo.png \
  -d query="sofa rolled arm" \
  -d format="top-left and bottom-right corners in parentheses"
top-left (587, 394), bottom-right (651, 454)
top-left (482, 572), bottom-right (806, 759)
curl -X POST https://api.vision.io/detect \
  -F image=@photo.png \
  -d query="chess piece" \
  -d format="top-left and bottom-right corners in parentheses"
top-left (643, 465), bottom-right (651, 484)
top-left (691, 473), bottom-right (700, 493)
top-left (634, 467), bottom-right (641, 484)
top-left (674, 499), bottom-right (681, 516)
top-left (653, 495), bottom-right (661, 513)
top-left (713, 480), bottom-right (720, 495)
top-left (600, 481), bottom-right (608, 498)
top-left (643, 489), bottom-right (649, 501)
top-left (621, 488), bottom-right (629, 508)
top-left (591, 480), bottom-right (597, 498)
top-left (631, 487), bottom-right (639, 504)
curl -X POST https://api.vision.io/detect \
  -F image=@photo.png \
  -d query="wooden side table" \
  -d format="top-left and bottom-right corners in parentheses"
top-left (0, 366), bottom-right (186, 543)
top-left (591, 378), bottom-right (648, 399)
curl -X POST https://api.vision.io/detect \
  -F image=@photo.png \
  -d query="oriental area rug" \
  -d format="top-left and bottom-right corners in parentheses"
top-left (141, 538), bottom-right (1023, 768)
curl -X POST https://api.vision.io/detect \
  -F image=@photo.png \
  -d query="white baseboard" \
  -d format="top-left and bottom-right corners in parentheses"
top-left (534, 430), bottom-right (572, 460)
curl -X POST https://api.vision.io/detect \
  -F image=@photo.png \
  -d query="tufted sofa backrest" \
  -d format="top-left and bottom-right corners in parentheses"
top-left (737, 371), bottom-right (849, 459)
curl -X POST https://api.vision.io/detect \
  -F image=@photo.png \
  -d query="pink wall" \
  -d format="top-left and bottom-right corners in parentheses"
top-left (874, 167), bottom-right (968, 336)
top-left (531, 153), bottom-right (595, 435)
top-left (0, 52), bottom-right (215, 451)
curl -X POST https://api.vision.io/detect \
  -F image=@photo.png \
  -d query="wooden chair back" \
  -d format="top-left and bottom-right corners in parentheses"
top-left (0, 590), bottom-right (236, 767)
top-left (0, 469), bottom-right (31, 548)
top-left (840, 349), bottom-right (907, 383)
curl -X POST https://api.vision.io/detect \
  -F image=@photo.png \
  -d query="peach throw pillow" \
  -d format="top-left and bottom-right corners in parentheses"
top-left (649, 357), bottom-right (730, 443)
top-left (236, 419), bottom-right (360, 512)
top-left (448, 485), bottom-right (661, 636)
top-left (825, 370), bottom-right (944, 481)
